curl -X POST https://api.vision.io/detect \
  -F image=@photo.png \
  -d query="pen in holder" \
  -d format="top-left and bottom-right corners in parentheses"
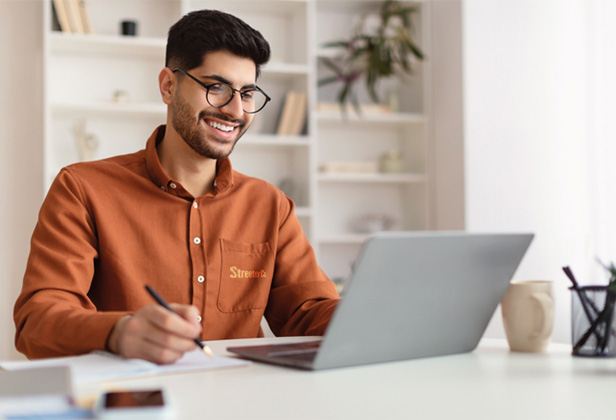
top-left (570, 286), bottom-right (616, 357)
top-left (564, 266), bottom-right (616, 357)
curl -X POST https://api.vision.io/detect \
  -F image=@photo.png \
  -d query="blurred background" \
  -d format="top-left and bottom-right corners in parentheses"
top-left (1, 0), bottom-right (614, 360)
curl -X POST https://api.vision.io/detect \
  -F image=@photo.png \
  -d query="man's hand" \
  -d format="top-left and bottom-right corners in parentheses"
top-left (107, 303), bottom-right (202, 364)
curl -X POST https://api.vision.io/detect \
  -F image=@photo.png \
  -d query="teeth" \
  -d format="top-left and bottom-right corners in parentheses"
top-left (208, 121), bottom-right (234, 132)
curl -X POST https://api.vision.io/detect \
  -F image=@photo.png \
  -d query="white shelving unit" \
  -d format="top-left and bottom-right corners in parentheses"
top-left (314, 0), bottom-right (431, 281)
top-left (42, 0), bottom-right (434, 282)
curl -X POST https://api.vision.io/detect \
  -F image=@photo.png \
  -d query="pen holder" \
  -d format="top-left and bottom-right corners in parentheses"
top-left (570, 286), bottom-right (616, 357)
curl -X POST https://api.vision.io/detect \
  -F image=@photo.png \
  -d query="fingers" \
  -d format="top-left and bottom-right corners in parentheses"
top-left (169, 303), bottom-right (201, 326)
top-left (148, 304), bottom-right (202, 339)
top-left (115, 304), bottom-right (203, 364)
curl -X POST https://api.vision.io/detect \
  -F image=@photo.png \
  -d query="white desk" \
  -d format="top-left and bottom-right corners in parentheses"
top-left (79, 337), bottom-right (616, 420)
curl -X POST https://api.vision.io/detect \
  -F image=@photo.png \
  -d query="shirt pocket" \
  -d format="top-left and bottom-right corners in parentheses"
top-left (217, 239), bottom-right (274, 313)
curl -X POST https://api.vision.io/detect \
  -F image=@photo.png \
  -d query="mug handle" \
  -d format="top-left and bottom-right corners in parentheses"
top-left (530, 292), bottom-right (554, 340)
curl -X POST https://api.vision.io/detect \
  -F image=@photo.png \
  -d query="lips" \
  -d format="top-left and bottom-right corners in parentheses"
top-left (207, 120), bottom-right (234, 132)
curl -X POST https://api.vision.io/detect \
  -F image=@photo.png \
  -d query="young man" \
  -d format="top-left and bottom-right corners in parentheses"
top-left (14, 10), bottom-right (339, 364)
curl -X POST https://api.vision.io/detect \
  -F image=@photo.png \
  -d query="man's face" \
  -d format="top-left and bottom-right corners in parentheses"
top-left (171, 50), bottom-right (256, 160)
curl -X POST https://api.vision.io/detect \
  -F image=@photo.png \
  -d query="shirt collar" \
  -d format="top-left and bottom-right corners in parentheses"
top-left (145, 125), bottom-right (234, 197)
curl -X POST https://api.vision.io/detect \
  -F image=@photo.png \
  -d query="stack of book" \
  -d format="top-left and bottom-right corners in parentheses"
top-left (276, 91), bottom-right (307, 136)
top-left (52, 0), bottom-right (93, 34)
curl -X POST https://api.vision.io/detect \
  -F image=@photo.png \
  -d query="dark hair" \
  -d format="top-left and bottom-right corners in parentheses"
top-left (166, 9), bottom-right (271, 79)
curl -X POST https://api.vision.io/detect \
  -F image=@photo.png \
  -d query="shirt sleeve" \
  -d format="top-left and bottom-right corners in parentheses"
top-left (13, 168), bottom-right (126, 359)
top-left (264, 194), bottom-right (340, 336)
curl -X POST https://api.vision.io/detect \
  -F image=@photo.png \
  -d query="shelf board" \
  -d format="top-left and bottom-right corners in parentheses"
top-left (317, 110), bottom-right (426, 125)
top-left (241, 134), bottom-right (310, 147)
top-left (294, 206), bottom-right (312, 218)
top-left (318, 172), bottom-right (426, 184)
top-left (49, 32), bottom-right (166, 57)
top-left (51, 101), bottom-right (166, 117)
top-left (319, 234), bottom-right (367, 245)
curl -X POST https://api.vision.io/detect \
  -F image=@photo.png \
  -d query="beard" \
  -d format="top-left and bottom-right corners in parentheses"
top-left (171, 93), bottom-right (249, 160)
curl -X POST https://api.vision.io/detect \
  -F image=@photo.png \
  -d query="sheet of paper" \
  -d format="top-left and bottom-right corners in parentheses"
top-left (156, 348), bottom-right (249, 375)
top-left (0, 350), bottom-right (249, 385)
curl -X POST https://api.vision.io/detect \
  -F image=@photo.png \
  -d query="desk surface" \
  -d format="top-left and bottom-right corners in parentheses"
top-left (80, 337), bottom-right (616, 420)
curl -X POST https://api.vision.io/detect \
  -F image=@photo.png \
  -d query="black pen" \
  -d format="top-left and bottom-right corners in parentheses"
top-left (145, 285), bottom-right (214, 358)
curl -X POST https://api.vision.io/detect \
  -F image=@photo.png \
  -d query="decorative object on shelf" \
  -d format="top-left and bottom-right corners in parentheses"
top-left (121, 20), bottom-right (138, 36)
top-left (73, 120), bottom-right (99, 162)
top-left (112, 90), bottom-right (129, 103)
top-left (320, 161), bottom-right (378, 174)
top-left (318, 0), bottom-right (424, 113)
top-left (387, 91), bottom-right (400, 112)
top-left (351, 213), bottom-right (395, 234)
top-left (379, 150), bottom-right (403, 173)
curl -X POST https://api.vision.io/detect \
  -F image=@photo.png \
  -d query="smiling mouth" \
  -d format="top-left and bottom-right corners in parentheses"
top-left (207, 120), bottom-right (235, 132)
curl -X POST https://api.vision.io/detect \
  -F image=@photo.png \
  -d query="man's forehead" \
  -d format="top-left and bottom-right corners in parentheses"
top-left (196, 50), bottom-right (257, 84)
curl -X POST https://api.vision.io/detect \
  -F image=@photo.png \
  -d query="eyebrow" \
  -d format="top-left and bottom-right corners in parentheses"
top-left (201, 74), bottom-right (257, 90)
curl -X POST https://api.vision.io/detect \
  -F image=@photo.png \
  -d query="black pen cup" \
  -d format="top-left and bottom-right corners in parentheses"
top-left (570, 286), bottom-right (616, 357)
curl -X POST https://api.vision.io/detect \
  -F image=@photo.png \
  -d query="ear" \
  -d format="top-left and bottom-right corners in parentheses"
top-left (159, 67), bottom-right (176, 105)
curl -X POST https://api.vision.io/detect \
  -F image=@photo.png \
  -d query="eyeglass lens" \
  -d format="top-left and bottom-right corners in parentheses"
top-left (207, 84), bottom-right (268, 114)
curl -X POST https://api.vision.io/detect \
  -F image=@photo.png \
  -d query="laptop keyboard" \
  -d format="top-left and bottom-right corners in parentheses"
top-left (265, 340), bottom-right (321, 357)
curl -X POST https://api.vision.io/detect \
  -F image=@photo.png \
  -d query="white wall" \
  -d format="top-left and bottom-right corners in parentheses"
top-left (0, 1), bottom-right (44, 359)
top-left (463, 0), bottom-right (596, 343)
top-left (589, 2), bottom-right (616, 274)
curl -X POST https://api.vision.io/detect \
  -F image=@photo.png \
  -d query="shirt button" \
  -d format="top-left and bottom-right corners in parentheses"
top-left (197, 275), bottom-right (205, 283)
top-left (160, 186), bottom-right (166, 191)
top-left (193, 237), bottom-right (201, 245)
top-left (197, 315), bottom-right (203, 323)
top-left (193, 202), bottom-right (198, 209)
top-left (169, 182), bottom-right (177, 189)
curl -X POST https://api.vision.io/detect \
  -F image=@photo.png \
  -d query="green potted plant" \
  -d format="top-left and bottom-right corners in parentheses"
top-left (318, 0), bottom-right (425, 114)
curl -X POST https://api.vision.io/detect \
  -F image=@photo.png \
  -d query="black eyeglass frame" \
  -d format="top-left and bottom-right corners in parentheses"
top-left (171, 68), bottom-right (271, 114)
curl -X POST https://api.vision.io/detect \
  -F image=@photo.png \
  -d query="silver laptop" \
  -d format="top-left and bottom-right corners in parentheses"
top-left (228, 231), bottom-right (533, 370)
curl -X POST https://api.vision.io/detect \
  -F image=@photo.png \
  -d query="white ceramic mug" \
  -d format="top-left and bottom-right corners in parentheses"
top-left (501, 280), bottom-right (554, 352)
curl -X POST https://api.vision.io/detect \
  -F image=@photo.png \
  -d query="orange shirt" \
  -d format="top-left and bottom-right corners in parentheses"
top-left (14, 126), bottom-right (339, 359)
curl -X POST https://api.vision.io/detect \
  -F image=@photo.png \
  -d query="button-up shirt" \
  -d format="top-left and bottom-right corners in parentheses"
top-left (14, 125), bottom-right (339, 359)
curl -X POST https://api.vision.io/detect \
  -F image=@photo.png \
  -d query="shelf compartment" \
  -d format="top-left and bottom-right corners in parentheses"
top-left (49, 33), bottom-right (309, 78)
top-left (51, 101), bottom-right (166, 118)
top-left (317, 182), bottom-right (429, 239)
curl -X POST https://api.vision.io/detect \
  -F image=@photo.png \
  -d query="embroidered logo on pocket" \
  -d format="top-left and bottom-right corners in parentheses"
top-left (229, 266), bottom-right (267, 279)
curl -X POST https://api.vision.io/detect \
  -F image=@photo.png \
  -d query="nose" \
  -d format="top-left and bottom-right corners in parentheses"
top-left (219, 92), bottom-right (244, 118)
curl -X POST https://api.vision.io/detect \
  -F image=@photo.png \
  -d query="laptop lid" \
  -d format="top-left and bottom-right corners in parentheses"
top-left (311, 231), bottom-right (533, 370)
top-left (228, 231), bottom-right (533, 370)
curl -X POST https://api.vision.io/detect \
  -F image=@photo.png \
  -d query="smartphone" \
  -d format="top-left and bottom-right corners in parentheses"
top-left (95, 389), bottom-right (173, 419)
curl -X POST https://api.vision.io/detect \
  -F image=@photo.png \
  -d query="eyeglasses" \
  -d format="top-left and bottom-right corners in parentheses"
top-left (172, 68), bottom-right (271, 114)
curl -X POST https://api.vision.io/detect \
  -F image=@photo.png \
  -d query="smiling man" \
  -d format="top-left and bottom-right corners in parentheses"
top-left (14, 10), bottom-right (339, 364)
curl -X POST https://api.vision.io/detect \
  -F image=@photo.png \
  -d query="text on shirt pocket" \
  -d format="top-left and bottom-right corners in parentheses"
top-left (217, 238), bottom-right (274, 313)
